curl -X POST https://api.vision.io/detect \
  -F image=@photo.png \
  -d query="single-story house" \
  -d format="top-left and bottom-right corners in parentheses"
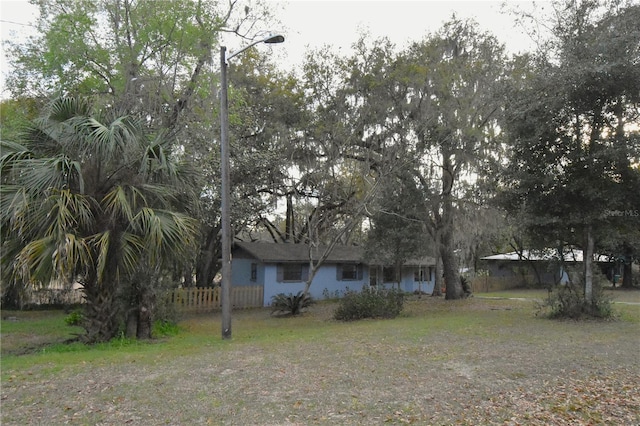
top-left (231, 241), bottom-right (436, 306)
top-left (481, 249), bottom-right (617, 286)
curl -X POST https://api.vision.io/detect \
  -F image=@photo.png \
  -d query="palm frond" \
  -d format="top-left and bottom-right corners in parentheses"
top-left (15, 236), bottom-right (56, 284)
top-left (52, 233), bottom-right (93, 278)
top-left (138, 183), bottom-right (178, 207)
top-left (82, 115), bottom-right (141, 161)
top-left (0, 185), bottom-right (28, 229)
top-left (131, 208), bottom-right (199, 264)
top-left (89, 231), bottom-right (110, 284)
top-left (29, 98), bottom-right (92, 156)
top-left (48, 97), bottom-right (92, 122)
top-left (102, 185), bottom-right (145, 224)
top-left (1, 185), bottom-right (52, 242)
top-left (0, 141), bottom-right (34, 177)
top-left (43, 189), bottom-right (94, 238)
top-left (12, 154), bottom-right (85, 196)
top-left (119, 232), bottom-right (145, 276)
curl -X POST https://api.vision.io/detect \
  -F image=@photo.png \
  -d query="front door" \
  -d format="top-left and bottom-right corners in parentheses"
top-left (369, 266), bottom-right (379, 287)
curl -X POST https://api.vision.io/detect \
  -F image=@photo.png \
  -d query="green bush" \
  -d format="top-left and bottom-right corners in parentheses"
top-left (334, 286), bottom-right (404, 321)
top-left (271, 291), bottom-right (314, 316)
top-left (64, 310), bottom-right (83, 326)
top-left (537, 274), bottom-right (614, 319)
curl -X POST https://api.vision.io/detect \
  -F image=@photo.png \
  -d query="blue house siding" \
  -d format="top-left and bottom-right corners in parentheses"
top-left (262, 262), bottom-right (369, 305)
top-left (381, 269), bottom-right (415, 292)
top-left (231, 257), bottom-right (264, 287)
top-left (230, 242), bottom-right (436, 307)
top-left (411, 268), bottom-right (435, 294)
top-left (377, 266), bottom-right (435, 294)
top-left (255, 263), bottom-right (435, 306)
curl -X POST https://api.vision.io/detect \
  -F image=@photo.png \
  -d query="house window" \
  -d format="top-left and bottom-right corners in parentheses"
top-left (342, 264), bottom-right (358, 280)
top-left (277, 263), bottom-right (308, 282)
top-left (283, 264), bottom-right (302, 281)
top-left (414, 267), bottom-right (426, 282)
top-left (338, 264), bottom-right (361, 281)
top-left (250, 263), bottom-right (257, 281)
top-left (383, 266), bottom-right (397, 283)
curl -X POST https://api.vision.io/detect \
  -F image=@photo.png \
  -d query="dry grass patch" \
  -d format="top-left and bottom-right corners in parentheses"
top-left (2, 295), bottom-right (639, 425)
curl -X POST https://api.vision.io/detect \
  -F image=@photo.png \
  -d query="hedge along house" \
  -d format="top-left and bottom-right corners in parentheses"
top-left (231, 241), bottom-right (436, 306)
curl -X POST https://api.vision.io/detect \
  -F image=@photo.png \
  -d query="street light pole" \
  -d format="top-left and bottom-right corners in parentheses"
top-left (219, 45), bottom-right (232, 339)
top-left (219, 34), bottom-right (284, 340)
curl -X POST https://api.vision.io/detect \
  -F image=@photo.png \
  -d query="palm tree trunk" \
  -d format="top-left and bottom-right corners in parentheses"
top-left (82, 277), bottom-right (120, 343)
top-left (136, 286), bottom-right (154, 339)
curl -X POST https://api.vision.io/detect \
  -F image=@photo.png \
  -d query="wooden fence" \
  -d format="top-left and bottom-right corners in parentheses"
top-left (470, 275), bottom-right (536, 293)
top-left (16, 288), bottom-right (85, 307)
top-left (167, 286), bottom-right (264, 312)
top-left (11, 285), bottom-right (263, 312)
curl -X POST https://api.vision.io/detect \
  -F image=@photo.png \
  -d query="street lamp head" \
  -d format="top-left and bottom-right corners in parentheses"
top-left (225, 33), bottom-right (285, 62)
top-left (264, 34), bottom-right (285, 44)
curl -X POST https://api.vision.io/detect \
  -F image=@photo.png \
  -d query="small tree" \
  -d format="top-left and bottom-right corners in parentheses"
top-left (500, 1), bottom-right (640, 310)
top-left (365, 172), bottom-right (430, 288)
top-left (1, 97), bottom-right (199, 342)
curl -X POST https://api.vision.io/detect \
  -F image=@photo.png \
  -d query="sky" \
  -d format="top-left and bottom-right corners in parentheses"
top-left (0, 0), bottom-right (548, 96)
top-left (268, 0), bottom-right (545, 71)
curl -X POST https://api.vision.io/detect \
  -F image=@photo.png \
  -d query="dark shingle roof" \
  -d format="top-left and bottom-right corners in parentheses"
top-left (233, 241), bottom-right (435, 266)
top-left (234, 241), bottom-right (362, 263)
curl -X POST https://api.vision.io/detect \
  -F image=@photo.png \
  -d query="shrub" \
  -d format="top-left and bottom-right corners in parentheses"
top-left (64, 310), bottom-right (83, 326)
top-left (271, 291), bottom-right (314, 316)
top-left (537, 272), bottom-right (614, 319)
top-left (334, 286), bottom-right (404, 321)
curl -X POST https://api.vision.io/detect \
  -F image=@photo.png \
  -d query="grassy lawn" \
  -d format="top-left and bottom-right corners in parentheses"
top-left (1, 310), bottom-right (84, 356)
top-left (1, 293), bottom-right (639, 425)
top-left (476, 288), bottom-right (640, 304)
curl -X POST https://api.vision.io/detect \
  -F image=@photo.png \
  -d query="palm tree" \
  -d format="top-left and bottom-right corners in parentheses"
top-left (1, 97), bottom-right (199, 343)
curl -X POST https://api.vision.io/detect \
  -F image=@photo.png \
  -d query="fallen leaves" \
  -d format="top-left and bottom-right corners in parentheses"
top-left (474, 370), bottom-right (640, 425)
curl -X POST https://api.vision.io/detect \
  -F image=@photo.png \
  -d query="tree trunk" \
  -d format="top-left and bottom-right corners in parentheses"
top-left (621, 261), bottom-right (633, 288)
top-left (442, 233), bottom-right (463, 300)
top-left (125, 308), bottom-right (138, 338)
top-left (303, 261), bottom-right (317, 297)
top-left (285, 193), bottom-right (294, 242)
top-left (82, 278), bottom-right (120, 343)
top-left (395, 259), bottom-right (402, 290)
top-left (432, 229), bottom-right (443, 297)
top-left (134, 282), bottom-right (154, 340)
top-left (196, 225), bottom-right (220, 287)
top-left (136, 306), bottom-right (152, 339)
top-left (584, 225), bottom-right (594, 303)
top-left (441, 156), bottom-right (464, 300)
top-left (182, 268), bottom-right (194, 287)
top-left (621, 244), bottom-right (634, 288)
top-left (433, 258), bottom-right (443, 297)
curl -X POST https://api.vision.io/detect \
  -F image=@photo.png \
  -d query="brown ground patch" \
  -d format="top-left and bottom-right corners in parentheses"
top-left (2, 296), bottom-right (639, 425)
